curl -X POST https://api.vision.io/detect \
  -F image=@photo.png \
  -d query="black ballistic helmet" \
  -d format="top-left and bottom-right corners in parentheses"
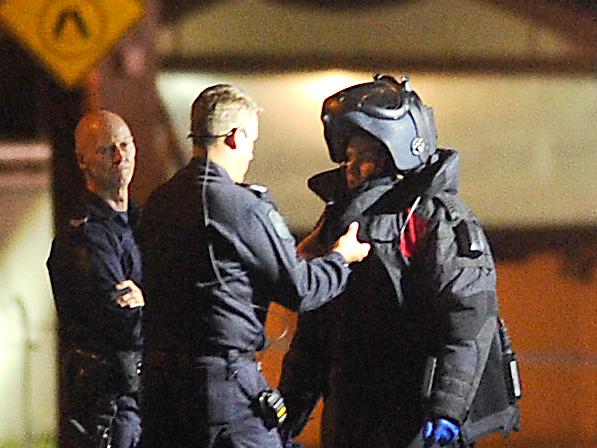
top-left (322, 74), bottom-right (437, 171)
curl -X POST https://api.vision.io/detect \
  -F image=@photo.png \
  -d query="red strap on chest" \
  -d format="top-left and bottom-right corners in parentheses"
top-left (399, 210), bottom-right (428, 258)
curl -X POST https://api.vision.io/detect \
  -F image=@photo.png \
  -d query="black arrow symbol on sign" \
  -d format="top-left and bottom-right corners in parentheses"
top-left (53, 8), bottom-right (90, 39)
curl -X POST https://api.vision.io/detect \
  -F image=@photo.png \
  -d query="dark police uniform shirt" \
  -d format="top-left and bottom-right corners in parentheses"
top-left (139, 157), bottom-right (351, 355)
top-left (47, 191), bottom-right (143, 352)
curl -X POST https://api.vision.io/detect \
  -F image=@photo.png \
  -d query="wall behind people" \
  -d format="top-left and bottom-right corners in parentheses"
top-left (156, 0), bottom-right (594, 71)
top-left (157, 71), bottom-right (597, 231)
top-left (0, 153), bottom-right (56, 443)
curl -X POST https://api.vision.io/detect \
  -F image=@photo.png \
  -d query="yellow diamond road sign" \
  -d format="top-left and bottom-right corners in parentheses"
top-left (0, 0), bottom-right (145, 88)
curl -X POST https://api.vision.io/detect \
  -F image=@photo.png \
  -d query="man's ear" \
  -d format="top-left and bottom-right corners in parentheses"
top-left (224, 128), bottom-right (239, 149)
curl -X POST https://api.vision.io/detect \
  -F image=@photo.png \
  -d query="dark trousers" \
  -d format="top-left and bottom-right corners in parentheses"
top-left (61, 349), bottom-right (142, 448)
top-left (142, 353), bottom-right (282, 448)
top-left (320, 380), bottom-right (474, 448)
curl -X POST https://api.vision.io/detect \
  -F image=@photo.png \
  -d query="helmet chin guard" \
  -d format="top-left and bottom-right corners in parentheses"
top-left (322, 74), bottom-right (437, 171)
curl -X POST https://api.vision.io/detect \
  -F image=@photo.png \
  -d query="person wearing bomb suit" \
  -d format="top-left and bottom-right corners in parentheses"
top-left (279, 75), bottom-right (521, 448)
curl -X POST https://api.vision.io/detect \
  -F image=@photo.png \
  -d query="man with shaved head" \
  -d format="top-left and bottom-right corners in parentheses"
top-left (47, 110), bottom-right (144, 447)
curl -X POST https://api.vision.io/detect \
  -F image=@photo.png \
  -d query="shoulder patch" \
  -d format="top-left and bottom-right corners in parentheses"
top-left (454, 220), bottom-right (485, 258)
top-left (267, 209), bottom-right (293, 240)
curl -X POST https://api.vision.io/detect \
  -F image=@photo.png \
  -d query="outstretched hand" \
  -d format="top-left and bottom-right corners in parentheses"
top-left (332, 222), bottom-right (370, 264)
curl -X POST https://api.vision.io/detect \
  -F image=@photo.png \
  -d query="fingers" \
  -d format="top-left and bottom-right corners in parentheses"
top-left (115, 282), bottom-right (128, 290)
top-left (116, 294), bottom-right (129, 307)
top-left (116, 279), bottom-right (135, 290)
top-left (357, 241), bottom-right (371, 260)
top-left (116, 293), bottom-right (145, 308)
top-left (346, 221), bottom-right (359, 237)
top-left (332, 221), bottom-right (371, 264)
top-left (118, 293), bottom-right (144, 308)
top-left (115, 280), bottom-right (145, 308)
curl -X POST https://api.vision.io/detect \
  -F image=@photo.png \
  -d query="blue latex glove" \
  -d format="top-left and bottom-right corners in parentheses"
top-left (423, 418), bottom-right (460, 447)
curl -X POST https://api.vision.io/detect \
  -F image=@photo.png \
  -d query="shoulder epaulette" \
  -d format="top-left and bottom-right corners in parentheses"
top-left (243, 183), bottom-right (268, 198)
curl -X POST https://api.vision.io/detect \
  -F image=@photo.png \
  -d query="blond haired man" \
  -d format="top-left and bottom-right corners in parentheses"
top-left (139, 84), bottom-right (370, 447)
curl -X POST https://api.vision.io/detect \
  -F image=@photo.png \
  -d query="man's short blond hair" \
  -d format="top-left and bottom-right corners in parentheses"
top-left (190, 84), bottom-right (260, 148)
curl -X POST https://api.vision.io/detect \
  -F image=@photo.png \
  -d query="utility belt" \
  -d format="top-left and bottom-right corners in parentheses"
top-left (200, 348), bottom-right (257, 363)
top-left (145, 348), bottom-right (287, 429)
top-left (65, 347), bottom-right (142, 395)
top-left (145, 348), bottom-right (256, 367)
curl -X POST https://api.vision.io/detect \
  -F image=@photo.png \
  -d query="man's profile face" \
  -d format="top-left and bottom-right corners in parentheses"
top-left (344, 132), bottom-right (390, 190)
top-left (78, 116), bottom-right (136, 193)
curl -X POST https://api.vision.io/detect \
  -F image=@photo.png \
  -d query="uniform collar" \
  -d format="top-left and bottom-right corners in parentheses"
top-left (308, 149), bottom-right (461, 211)
top-left (308, 168), bottom-right (397, 205)
top-left (191, 156), bottom-right (234, 183)
top-left (83, 190), bottom-right (136, 225)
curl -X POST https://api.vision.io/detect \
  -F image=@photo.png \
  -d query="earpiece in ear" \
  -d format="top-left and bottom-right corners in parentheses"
top-left (224, 128), bottom-right (238, 149)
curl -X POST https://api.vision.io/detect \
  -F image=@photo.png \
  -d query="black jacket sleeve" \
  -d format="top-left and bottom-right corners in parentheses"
top-left (422, 199), bottom-right (499, 424)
